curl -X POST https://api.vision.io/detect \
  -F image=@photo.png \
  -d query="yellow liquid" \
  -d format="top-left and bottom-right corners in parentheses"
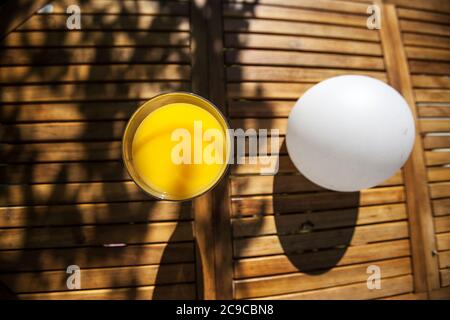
top-left (131, 102), bottom-right (227, 200)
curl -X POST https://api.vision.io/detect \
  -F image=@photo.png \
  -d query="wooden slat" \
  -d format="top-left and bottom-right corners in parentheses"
top-left (223, 3), bottom-right (367, 27)
top-left (0, 47), bottom-right (191, 66)
top-left (234, 221), bottom-right (409, 258)
top-left (226, 50), bottom-right (385, 70)
top-left (232, 187), bottom-right (406, 216)
top-left (423, 135), bottom-right (450, 149)
top-left (439, 250), bottom-right (450, 268)
top-left (389, 0), bottom-right (450, 13)
top-left (408, 60), bottom-right (450, 76)
top-left (0, 101), bottom-right (139, 122)
top-left (0, 82), bottom-right (190, 103)
top-left (420, 120), bottom-right (450, 133)
top-left (406, 47), bottom-right (450, 62)
top-left (226, 0), bottom-right (369, 15)
top-left (1, 121), bottom-right (127, 142)
top-left (419, 106), bottom-right (450, 117)
top-left (256, 275), bottom-right (413, 300)
top-left (230, 118), bottom-right (287, 134)
top-left (0, 200), bottom-right (191, 228)
top-left (231, 156), bottom-right (293, 175)
top-left (232, 203), bottom-right (407, 237)
top-left (230, 171), bottom-right (403, 196)
top-left (0, 242), bottom-right (195, 272)
top-left (0, 263), bottom-right (195, 293)
top-left (231, 174), bottom-right (320, 196)
top-left (400, 20), bottom-right (450, 38)
top-left (0, 0), bottom-right (49, 40)
top-left (1, 31), bottom-right (190, 47)
top-left (40, 0), bottom-right (189, 15)
top-left (19, 15), bottom-right (190, 31)
top-left (234, 239), bottom-right (411, 279)
top-left (437, 233), bottom-right (450, 251)
top-left (382, 292), bottom-right (428, 300)
top-left (416, 90), bottom-right (450, 103)
top-left (0, 221), bottom-right (193, 250)
top-left (428, 167), bottom-right (450, 183)
top-left (0, 141), bottom-right (123, 163)
top-left (224, 18), bottom-right (380, 42)
top-left (403, 33), bottom-right (450, 50)
top-left (0, 161), bottom-right (129, 184)
top-left (227, 82), bottom-right (311, 100)
top-left (433, 198), bottom-right (450, 216)
top-left (411, 75), bottom-right (450, 89)
top-left (18, 283), bottom-right (196, 300)
top-left (228, 100), bottom-right (294, 117)
top-left (234, 258), bottom-right (411, 299)
top-left (190, 0), bottom-right (218, 300)
top-left (226, 66), bottom-right (387, 83)
top-left (225, 33), bottom-right (382, 55)
top-left (440, 268), bottom-right (450, 287)
top-left (397, 8), bottom-right (450, 25)
top-left (191, 0), bottom-right (235, 300)
top-left (0, 64), bottom-right (190, 84)
top-left (206, 0), bottom-right (235, 300)
top-left (0, 181), bottom-right (152, 206)
top-left (435, 216), bottom-right (450, 233)
top-left (430, 182), bottom-right (450, 199)
top-left (425, 151), bottom-right (450, 166)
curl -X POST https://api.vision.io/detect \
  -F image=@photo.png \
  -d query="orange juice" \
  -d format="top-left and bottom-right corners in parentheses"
top-left (123, 93), bottom-right (229, 201)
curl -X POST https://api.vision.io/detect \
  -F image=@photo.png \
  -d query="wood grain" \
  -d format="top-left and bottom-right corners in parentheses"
top-left (1, 31), bottom-right (190, 47)
top-left (379, 2), bottom-right (440, 292)
top-left (234, 239), bottom-right (411, 279)
top-left (397, 8), bottom-right (450, 25)
top-left (0, 82), bottom-right (190, 103)
top-left (1, 263), bottom-right (195, 293)
top-left (0, 242), bottom-right (195, 272)
top-left (226, 49), bottom-right (385, 70)
top-left (0, 47), bottom-right (191, 65)
top-left (40, 0), bottom-right (189, 15)
top-left (0, 221), bottom-right (193, 249)
top-left (223, 3), bottom-right (368, 27)
top-left (403, 33), bottom-right (450, 50)
top-left (255, 275), bottom-right (413, 300)
top-left (224, 18), bottom-right (380, 41)
top-left (0, 181), bottom-right (153, 206)
top-left (232, 203), bottom-right (407, 237)
top-left (225, 33), bottom-right (382, 55)
top-left (235, 258), bottom-right (411, 299)
top-left (0, 64), bottom-right (190, 84)
top-left (0, 200), bottom-right (191, 227)
top-left (1, 141), bottom-right (123, 163)
top-left (232, 187), bottom-right (406, 216)
top-left (234, 221), bottom-right (409, 258)
top-left (227, 66), bottom-right (387, 83)
top-left (226, 0), bottom-right (369, 15)
top-left (18, 283), bottom-right (196, 300)
top-left (19, 15), bottom-right (190, 31)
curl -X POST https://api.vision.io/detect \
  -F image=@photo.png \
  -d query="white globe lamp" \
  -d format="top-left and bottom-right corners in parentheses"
top-left (286, 75), bottom-right (415, 192)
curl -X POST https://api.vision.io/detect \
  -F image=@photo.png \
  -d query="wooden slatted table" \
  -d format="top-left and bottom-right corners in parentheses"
top-left (0, 0), bottom-right (449, 300)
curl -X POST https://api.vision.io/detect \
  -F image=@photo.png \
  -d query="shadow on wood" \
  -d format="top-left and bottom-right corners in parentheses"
top-left (272, 141), bottom-right (359, 275)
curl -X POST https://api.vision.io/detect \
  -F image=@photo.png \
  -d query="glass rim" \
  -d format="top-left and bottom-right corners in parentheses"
top-left (122, 91), bottom-right (231, 202)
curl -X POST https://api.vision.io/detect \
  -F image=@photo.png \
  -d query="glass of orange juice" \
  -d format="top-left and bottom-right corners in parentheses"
top-left (122, 92), bottom-right (231, 201)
